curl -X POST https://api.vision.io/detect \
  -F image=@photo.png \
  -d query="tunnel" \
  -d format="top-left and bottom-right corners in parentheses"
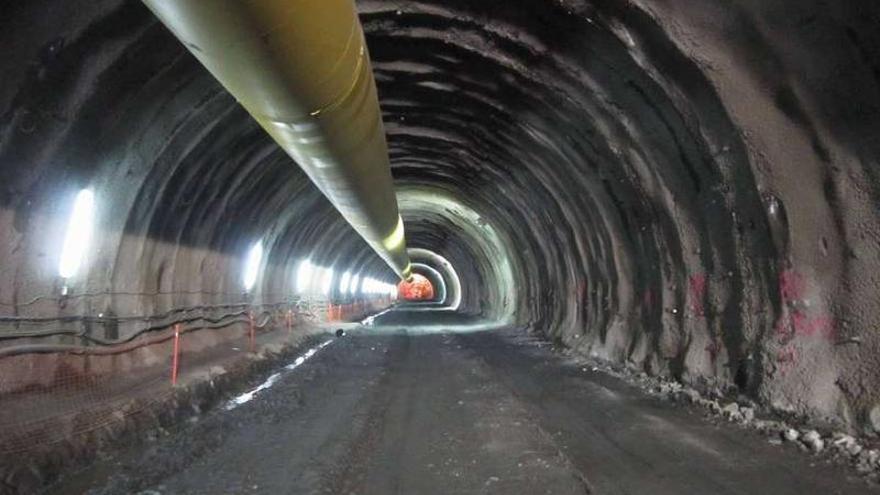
top-left (2, 0), bottom-right (880, 493)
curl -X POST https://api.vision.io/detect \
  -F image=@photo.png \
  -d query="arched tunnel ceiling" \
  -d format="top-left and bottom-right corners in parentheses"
top-left (2, 0), bottom-right (880, 430)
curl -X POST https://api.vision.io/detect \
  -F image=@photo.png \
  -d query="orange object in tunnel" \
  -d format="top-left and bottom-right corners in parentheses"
top-left (398, 273), bottom-right (435, 301)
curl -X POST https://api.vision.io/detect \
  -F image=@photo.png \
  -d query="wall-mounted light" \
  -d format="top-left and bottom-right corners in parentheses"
top-left (296, 259), bottom-right (314, 293)
top-left (320, 267), bottom-right (334, 296)
top-left (243, 240), bottom-right (263, 291)
top-left (59, 189), bottom-right (95, 281)
top-left (339, 271), bottom-right (351, 293)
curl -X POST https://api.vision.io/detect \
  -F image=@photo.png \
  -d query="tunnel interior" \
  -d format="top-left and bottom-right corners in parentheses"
top-left (3, 0), bottom-right (880, 475)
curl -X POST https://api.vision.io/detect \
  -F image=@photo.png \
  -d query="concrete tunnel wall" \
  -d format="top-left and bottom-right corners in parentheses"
top-left (2, 0), bottom-right (880, 432)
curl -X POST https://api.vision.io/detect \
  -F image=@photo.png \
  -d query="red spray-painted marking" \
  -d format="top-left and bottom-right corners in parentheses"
top-left (688, 273), bottom-right (707, 317)
top-left (775, 311), bottom-right (837, 341)
top-left (705, 339), bottom-right (721, 365)
top-left (642, 288), bottom-right (655, 310)
top-left (171, 323), bottom-right (181, 386)
top-left (772, 269), bottom-right (837, 374)
top-left (775, 269), bottom-right (837, 341)
top-left (775, 344), bottom-right (798, 376)
top-left (779, 269), bottom-right (806, 301)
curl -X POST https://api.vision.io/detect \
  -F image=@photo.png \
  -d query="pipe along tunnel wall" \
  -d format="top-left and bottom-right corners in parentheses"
top-left (2, 0), bottom-right (880, 442)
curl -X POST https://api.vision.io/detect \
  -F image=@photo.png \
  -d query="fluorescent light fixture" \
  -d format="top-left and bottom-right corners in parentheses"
top-left (320, 267), bottom-right (334, 295)
top-left (243, 240), bottom-right (263, 291)
top-left (339, 271), bottom-right (351, 293)
top-left (296, 259), bottom-right (314, 293)
top-left (349, 274), bottom-right (360, 295)
top-left (59, 189), bottom-right (95, 279)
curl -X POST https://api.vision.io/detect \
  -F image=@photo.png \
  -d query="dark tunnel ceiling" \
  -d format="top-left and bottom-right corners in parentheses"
top-left (2, 0), bottom-right (880, 429)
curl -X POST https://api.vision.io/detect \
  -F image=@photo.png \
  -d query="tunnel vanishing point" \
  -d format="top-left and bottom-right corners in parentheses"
top-left (2, 0), bottom-right (880, 493)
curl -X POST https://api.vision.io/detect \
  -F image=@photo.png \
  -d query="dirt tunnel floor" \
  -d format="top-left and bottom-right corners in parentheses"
top-left (48, 310), bottom-right (877, 494)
